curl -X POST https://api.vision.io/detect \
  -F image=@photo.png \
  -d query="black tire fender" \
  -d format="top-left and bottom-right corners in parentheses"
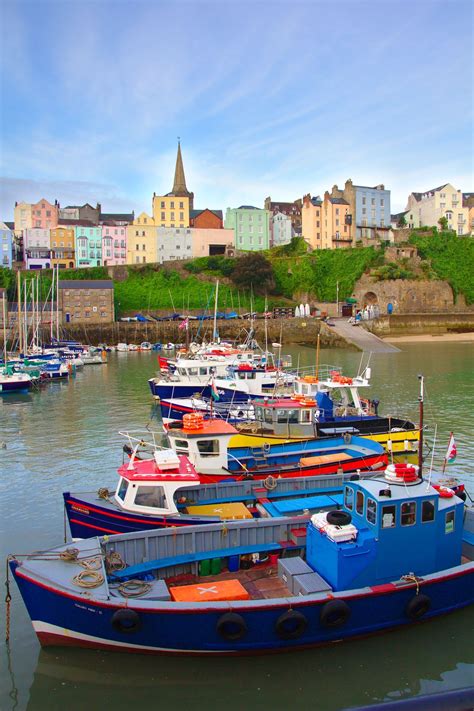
top-left (111, 608), bottom-right (142, 634)
top-left (406, 594), bottom-right (431, 620)
top-left (275, 609), bottom-right (308, 640)
top-left (216, 612), bottom-right (247, 641)
top-left (319, 599), bottom-right (351, 628)
top-left (326, 510), bottom-right (352, 527)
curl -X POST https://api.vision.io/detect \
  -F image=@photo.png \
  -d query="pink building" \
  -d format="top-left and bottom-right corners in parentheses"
top-left (101, 223), bottom-right (127, 265)
top-left (24, 228), bottom-right (51, 269)
top-left (190, 228), bottom-right (235, 257)
top-left (31, 198), bottom-right (59, 229)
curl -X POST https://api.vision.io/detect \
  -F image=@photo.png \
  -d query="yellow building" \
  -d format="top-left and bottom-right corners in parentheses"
top-left (14, 201), bottom-right (33, 231)
top-left (301, 194), bottom-right (323, 249)
top-left (50, 227), bottom-right (75, 269)
top-left (406, 183), bottom-right (470, 235)
top-left (152, 142), bottom-right (194, 228)
top-left (321, 192), bottom-right (353, 249)
top-left (127, 212), bottom-right (157, 264)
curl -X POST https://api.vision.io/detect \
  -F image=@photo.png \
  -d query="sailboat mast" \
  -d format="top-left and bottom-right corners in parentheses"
top-left (50, 266), bottom-right (55, 343)
top-left (2, 289), bottom-right (7, 363)
top-left (55, 264), bottom-right (59, 341)
top-left (17, 270), bottom-right (22, 355)
top-left (213, 280), bottom-right (219, 342)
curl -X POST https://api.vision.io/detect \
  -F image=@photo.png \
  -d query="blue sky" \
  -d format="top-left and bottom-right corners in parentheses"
top-left (1, 0), bottom-right (472, 220)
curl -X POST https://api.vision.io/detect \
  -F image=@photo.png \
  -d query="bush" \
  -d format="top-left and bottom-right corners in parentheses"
top-left (183, 256), bottom-right (235, 277)
top-left (372, 263), bottom-right (416, 281)
top-left (231, 253), bottom-right (274, 294)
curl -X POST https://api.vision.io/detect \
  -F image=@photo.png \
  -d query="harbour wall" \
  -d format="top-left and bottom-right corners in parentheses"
top-left (365, 313), bottom-right (474, 336)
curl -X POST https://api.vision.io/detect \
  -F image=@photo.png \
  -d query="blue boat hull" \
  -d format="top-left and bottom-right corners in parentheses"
top-left (11, 560), bottom-right (474, 654)
top-left (149, 380), bottom-right (258, 403)
top-left (0, 380), bottom-right (32, 394)
top-left (63, 495), bottom-right (219, 538)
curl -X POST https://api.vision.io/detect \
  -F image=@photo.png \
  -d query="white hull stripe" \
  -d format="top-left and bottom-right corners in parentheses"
top-left (33, 621), bottom-right (232, 654)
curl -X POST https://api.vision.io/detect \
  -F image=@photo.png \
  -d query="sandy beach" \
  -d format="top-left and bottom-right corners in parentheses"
top-left (384, 332), bottom-right (474, 344)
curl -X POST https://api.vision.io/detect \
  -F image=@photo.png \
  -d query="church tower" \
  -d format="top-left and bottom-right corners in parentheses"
top-left (152, 141), bottom-right (194, 227)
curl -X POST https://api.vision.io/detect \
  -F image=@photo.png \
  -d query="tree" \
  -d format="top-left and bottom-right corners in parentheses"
top-left (438, 215), bottom-right (448, 231)
top-left (231, 253), bottom-right (274, 294)
top-left (397, 214), bottom-right (407, 228)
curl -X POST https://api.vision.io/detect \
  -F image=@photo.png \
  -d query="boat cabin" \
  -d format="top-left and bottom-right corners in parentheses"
top-left (306, 468), bottom-right (465, 591)
top-left (166, 416), bottom-right (238, 475)
top-left (115, 449), bottom-right (200, 515)
top-left (294, 368), bottom-right (377, 419)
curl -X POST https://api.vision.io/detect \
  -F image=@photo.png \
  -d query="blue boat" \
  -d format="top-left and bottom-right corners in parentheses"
top-left (10, 470), bottom-right (473, 654)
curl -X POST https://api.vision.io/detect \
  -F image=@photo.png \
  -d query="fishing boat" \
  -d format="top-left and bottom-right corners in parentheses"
top-left (9, 469), bottom-right (473, 654)
top-left (63, 433), bottom-right (361, 538)
top-left (159, 363), bottom-right (419, 455)
top-left (161, 413), bottom-right (387, 483)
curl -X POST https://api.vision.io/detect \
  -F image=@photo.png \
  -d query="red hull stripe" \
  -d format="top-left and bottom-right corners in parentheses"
top-left (66, 500), bottom-right (190, 526)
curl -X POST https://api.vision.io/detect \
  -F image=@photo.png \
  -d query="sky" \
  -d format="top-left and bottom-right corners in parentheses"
top-left (0, 0), bottom-right (472, 221)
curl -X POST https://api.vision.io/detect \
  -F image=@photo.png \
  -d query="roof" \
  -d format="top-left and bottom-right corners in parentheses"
top-left (4, 221), bottom-right (14, 230)
top-left (165, 420), bottom-right (238, 438)
top-left (237, 205), bottom-right (260, 210)
top-left (411, 184), bottom-right (449, 201)
top-left (190, 209), bottom-right (223, 220)
top-left (99, 213), bottom-right (134, 222)
top-left (391, 211), bottom-right (408, 220)
top-left (327, 196), bottom-right (349, 205)
top-left (117, 454), bottom-right (199, 483)
top-left (171, 141), bottom-right (192, 197)
top-left (58, 280), bottom-right (113, 289)
top-left (58, 219), bottom-right (96, 227)
top-left (353, 184), bottom-right (388, 191)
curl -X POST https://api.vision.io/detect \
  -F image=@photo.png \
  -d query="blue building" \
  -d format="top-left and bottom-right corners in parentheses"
top-left (331, 179), bottom-right (391, 242)
top-left (0, 222), bottom-right (13, 268)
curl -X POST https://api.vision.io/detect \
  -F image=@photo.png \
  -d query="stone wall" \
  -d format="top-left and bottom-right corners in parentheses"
top-left (353, 275), bottom-right (474, 314)
top-left (366, 313), bottom-right (474, 335)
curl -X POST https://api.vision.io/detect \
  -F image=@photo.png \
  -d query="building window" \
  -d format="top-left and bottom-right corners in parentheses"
top-left (161, 212), bottom-right (165, 220)
top-left (136, 244), bottom-right (139, 250)
top-left (180, 212), bottom-right (184, 221)
top-left (170, 201), bottom-right (175, 209)
top-left (362, 197), bottom-right (366, 205)
top-left (160, 201), bottom-right (165, 208)
top-left (179, 202), bottom-right (184, 209)
top-left (371, 198), bottom-right (375, 205)
top-left (380, 199), bottom-right (384, 207)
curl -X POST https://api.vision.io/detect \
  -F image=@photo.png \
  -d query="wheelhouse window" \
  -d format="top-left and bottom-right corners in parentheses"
top-left (422, 499), bottom-right (435, 523)
top-left (117, 478), bottom-right (129, 501)
top-left (199, 367), bottom-right (209, 375)
top-left (174, 439), bottom-right (188, 451)
top-left (445, 510), bottom-right (455, 534)
top-left (366, 498), bottom-right (377, 524)
top-left (356, 491), bottom-right (364, 515)
top-left (401, 501), bottom-right (416, 526)
top-left (135, 485), bottom-right (166, 508)
top-left (344, 486), bottom-right (354, 510)
top-left (197, 439), bottom-right (220, 456)
top-left (382, 504), bottom-right (396, 528)
top-left (300, 409), bottom-right (312, 423)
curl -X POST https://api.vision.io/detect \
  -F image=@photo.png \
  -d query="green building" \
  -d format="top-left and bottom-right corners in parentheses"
top-left (225, 206), bottom-right (270, 251)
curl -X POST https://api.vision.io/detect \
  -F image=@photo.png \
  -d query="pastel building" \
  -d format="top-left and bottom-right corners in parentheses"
top-left (24, 228), bottom-right (51, 269)
top-left (59, 203), bottom-right (101, 224)
top-left (156, 227), bottom-right (193, 263)
top-left (50, 227), bottom-right (75, 269)
top-left (74, 224), bottom-right (103, 267)
top-left (406, 183), bottom-right (469, 235)
top-left (264, 197), bottom-right (302, 234)
top-left (102, 223), bottom-right (127, 266)
top-left (152, 142), bottom-right (193, 228)
top-left (31, 198), bottom-right (59, 229)
top-left (0, 222), bottom-right (14, 267)
top-left (191, 228), bottom-right (235, 257)
top-left (462, 193), bottom-right (474, 235)
top-left (271, 212), bottom-right (293, 247)
top-left (224, 206), bottom-right (271, 251)
top-left (127, 213), bottom-right (157, 265)
top-left (14, 202), bottom-right (33, 231)
top-left (330, 180), bottom-right (390, 241)
top-left (321, 193), bottom-right (353, 249)
top-left (302, 195), bottom-right (323, 249)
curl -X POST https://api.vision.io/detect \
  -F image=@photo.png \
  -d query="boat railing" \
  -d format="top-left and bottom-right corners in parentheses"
top-left (118, 430), bottom-right (169, 457)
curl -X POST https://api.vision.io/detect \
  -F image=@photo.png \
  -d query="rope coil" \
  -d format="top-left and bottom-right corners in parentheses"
top-left (72, 570), bottom-right (105, 588)
top-left (116, 579), bottom-right (152, 597)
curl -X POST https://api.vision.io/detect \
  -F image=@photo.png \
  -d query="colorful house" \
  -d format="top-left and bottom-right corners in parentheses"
top-left (406, 184), bottom-right (470, 235)
top-left (152, 142), bottom-right (194, 228)
top-left (0, 222), bottom-right (14, 268)
top-left (156, 228), bottom-right (193, 263)
top-left (462, 193), bottom-right (474, 235)
top-left (271, 212), bottom-right (293, 247)
top-left (73, 224), bottom-right (103, 267)
top-left (321, 193), bottom-right (353, 249)
top-left (264, 197), bottom-right (302, 234)
top-left (330, 180), bottom-right (390, 242)
top-left (127, 213), bottom-right (156, 265)
top-left (14, 201), bottom-right (33, 231)
top-left (50, 227), bottom-right (75, 269)
top-left (31, 198), bottom-right (59, 229)
top-left (224, 206), bottom-right (270, 251)
top-left (190, 228), bottom-right (235, 257)
top-left (302, 194), bottom-right (323, 249)
top-left (102, 223), bottom-right (127, 266)
top-left (24, 228), bottom-right (51, 269)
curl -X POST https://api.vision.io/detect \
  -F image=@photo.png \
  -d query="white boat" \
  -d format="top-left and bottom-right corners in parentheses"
top-left (139, 342), bottom-right (152, 351)
top-left (116, 343), bottom-right (129, 352)
top-left (128, 344), bottom-right (139, 352)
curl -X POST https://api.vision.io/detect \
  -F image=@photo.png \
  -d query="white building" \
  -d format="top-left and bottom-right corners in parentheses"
top-left (271, 212), bottom-right (293, 246)
top-left (406, 183), bottom-right (469, 235)
top-left (156, 227), bottom-right (193, 263)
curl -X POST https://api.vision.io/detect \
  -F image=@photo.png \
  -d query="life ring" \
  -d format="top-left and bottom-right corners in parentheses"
top-left (326, 510), bottom-right (352, 527)
top-left (111, 608), bottom-right (142, 634)
top-left (405, 594), bottom-right (431, 620)
top-left (275, 609), bottom-right (308, 640)
top-left (264, 475), bottom-right (278, 491)
top-left (433, 484), bottom-right (455, 498)
top-left (216, 612), bottom-right (247, 641)
top-left (319, 599), bottom-right (351, 628)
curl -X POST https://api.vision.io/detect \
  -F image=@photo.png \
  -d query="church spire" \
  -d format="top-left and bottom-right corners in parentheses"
top-left (171, 140), bottom-right (190, 196)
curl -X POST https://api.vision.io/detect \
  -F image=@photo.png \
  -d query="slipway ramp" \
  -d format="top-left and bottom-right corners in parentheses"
top-left (328, 319), bottom-right (401, 353)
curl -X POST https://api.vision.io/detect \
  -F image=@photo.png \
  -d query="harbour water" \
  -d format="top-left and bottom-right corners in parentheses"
top-left (1, 342), bottom-right (473, 710)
